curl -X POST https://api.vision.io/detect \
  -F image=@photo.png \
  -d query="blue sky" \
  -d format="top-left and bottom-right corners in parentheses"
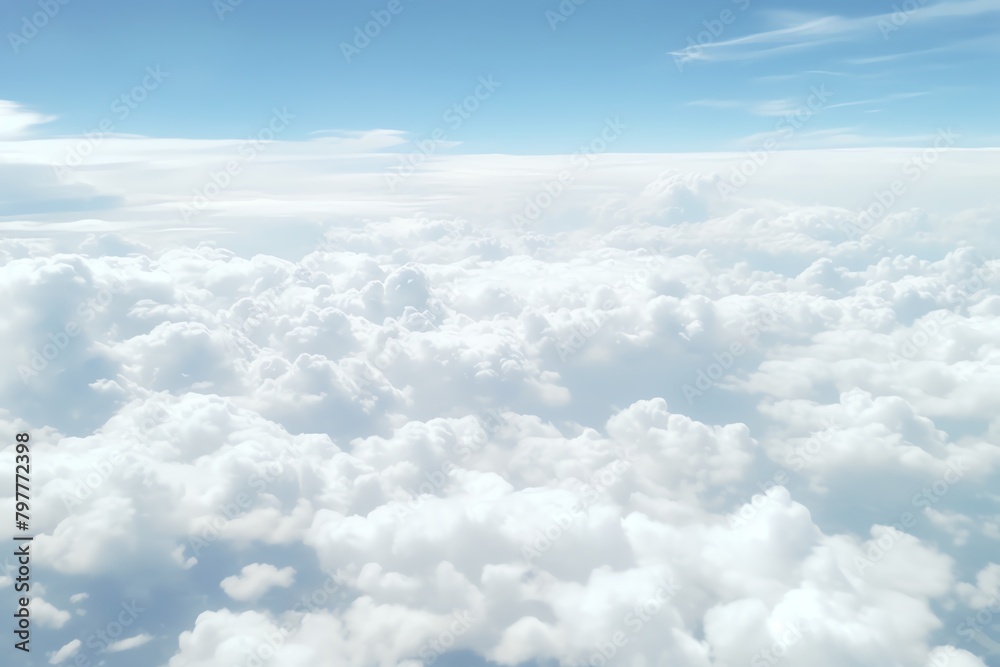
top-left (2, 0), bottom-right (998, 153)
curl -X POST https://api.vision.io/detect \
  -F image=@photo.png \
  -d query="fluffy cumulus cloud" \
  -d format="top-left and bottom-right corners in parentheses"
top-left (221, 564), bottom-right (297, 601)
top-left (30, 598), bottom-right (72, 629)
top-left (2, 131), bottom-right (1000, 667)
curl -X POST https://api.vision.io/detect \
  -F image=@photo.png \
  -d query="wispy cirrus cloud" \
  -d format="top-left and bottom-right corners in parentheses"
top-left (106, 633), bottom-right (154, 653)
top-left (688, 92), bottom-right (927, 118)
top-left (844, 33), bottom-right (1000, 65)
top-left (823, 91), bottom-right (930, 111)
top-left (669, 0), bottom-right (1000, 64)
top-left (844, 46), bottom-right (954, 65)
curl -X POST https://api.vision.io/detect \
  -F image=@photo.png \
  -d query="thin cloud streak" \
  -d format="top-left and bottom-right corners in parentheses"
top-left (669, 0), bottom-right (1000, 63)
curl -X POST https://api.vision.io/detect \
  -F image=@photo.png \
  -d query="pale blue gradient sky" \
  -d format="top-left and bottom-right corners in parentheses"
top-left (1, 0), bottom-right (998, 152)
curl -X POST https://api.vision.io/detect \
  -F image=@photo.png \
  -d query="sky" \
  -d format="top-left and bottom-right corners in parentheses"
top-left (1, 0), bottom-right (999, 152)
top-left (2, 2), bottom-right (1000, 667)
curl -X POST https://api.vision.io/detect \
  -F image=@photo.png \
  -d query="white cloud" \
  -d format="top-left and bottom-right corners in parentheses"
top-left (0, 100), bottom-right (55, 140)
top-left (29, 597), bottom-right (71, 629)
top-left (48, 639), bottom-right (81, 665)
top-left (669, 0), bottom-right (1000, 63)
top-left (107, 633), bottom-right (154, 652)
top-left (1, 129), bottom-right (998, 667)
top-left (220, 563), bottom-right (297, 601)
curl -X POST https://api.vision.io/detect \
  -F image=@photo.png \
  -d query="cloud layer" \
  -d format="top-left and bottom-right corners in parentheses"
top-left (1, 128), bottom-right (999, 667)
